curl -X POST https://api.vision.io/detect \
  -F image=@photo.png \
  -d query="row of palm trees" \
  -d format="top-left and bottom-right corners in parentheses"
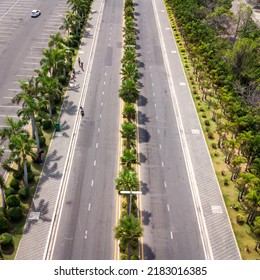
top-left (165, 0), bottom-right (260, 249)
top-left (114, 0), bottom-right (143, 260)
top-left (0, 0), bottom-right (93, 256)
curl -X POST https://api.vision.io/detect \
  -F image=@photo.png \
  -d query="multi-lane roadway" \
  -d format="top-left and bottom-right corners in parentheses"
top-left (1, 0), bottom-right (240, 260)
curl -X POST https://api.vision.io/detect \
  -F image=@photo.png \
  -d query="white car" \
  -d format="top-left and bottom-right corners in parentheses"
top-left (31, 10), bottom-right (41, 18)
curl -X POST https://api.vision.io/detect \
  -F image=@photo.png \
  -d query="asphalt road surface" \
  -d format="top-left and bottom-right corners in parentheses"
top-left (136, 0), bottom-right (205, 259)
top-left (51, 0), bottom-right (122, 260)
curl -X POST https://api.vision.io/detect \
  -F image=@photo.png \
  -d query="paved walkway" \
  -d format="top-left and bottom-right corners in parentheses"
top-left (15, 0), bottom-right (104, 260)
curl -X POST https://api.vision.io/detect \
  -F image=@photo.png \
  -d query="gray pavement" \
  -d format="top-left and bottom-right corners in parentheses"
top-left (15, 0), bottom-right (104, 260)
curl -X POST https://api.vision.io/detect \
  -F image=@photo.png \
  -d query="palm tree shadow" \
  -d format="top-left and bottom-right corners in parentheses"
top-left (141, 181), bottom-right (149, 194)
top-left (138, 127), bottom-right (151, 143)
top-left (61, 97), bottom-right (77, 116)
top-left (138, 111), bottom-right (149, 125)
top-left (138, 95), bottom-right (147, 106)
top-left (23, 199), bottom-right (52, 234)
top-left (143, 244), bottom-right (156, 260)
top-left (142, 210), bottom-right (152, 225)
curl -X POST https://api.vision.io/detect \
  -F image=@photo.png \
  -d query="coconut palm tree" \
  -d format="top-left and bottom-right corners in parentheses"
top-left (8, 132), bottom-right (36, 188)
top-left (115, 168), bottom-right (139, 193)
top-left (121, 149), bottom-right (138, 169)
top-left (119, 79), bottom-right (139, 103)
top-left (0, 117), bottom-right (27, 141)
top-left (13, 93), bottom-right (48, 153)
top-left (0, 147), bottom-right (6, 208)
top-left (120, 121), bottom-right (136, 149)
top-left (123, 103), bottom-right (136, 121)
top-left (115, 214), bottom-right (143, 260)
top-left (37, 74), bottom-right (63, 119)
top-left (121, 63), bottom-right (139, 82)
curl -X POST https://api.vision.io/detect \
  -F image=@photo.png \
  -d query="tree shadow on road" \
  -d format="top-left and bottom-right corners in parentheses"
top-left (138, 127), bottom-right (151, 143)
top-left (138, 95), bottom-right (147, 106)
top-left (143, 244), bottom-right (156, 260)
top-left (142, 210), bottom-right (152, 226)
top-left (138, 111), bottom-right (149, 125)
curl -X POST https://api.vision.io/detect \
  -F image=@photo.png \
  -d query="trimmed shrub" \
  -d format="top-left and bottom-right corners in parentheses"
top-left (8, 207), bottom-right (23, 222)
top-left (6, 195), bottom-right (20, 208)
top-left (120, 254), bottom-right (127, 260)
top-left (0, 216), bottom-right (9, 233)
top-left (211, 143), bottom-right (217, 149)
top-left (27, 172), bottom-right (35, 183)
top-left (208, 132), bottom-right (214, 139)
top-left (202, 113), bottom-right (207, 118)
top-left (13, 170), bottom-right (23, 180)
top-left (224, 178), bottom-right (229, 186)
top-left (0, 233), bottom-right (13, 247)
top-left (40, 136), bottom-right (46, 147)
top-left (122, 201), bottom-right (127, 209)
top-left (42, 119), bottom-right (53, 130)
top-left (5, 187), bottom-right (15, 198)
top-left (199, 107), bottom-right (205, 112)
top-left (35, 116), bottom-right (42, 124)
top-left (204, 119), bottom-right (210, 126)
top-left (131, 255), bottom-right (139, 260)
top-left (10, 179), bottom-right (20, 191)
top-left (18, 188), bottom-right (30, 200)
top-left (232, 203), bottom-right (240, 211)
top-left (236, 214), bottom-right (245, 225)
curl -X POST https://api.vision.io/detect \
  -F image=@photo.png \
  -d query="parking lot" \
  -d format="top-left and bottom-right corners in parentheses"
top-left (0, 0), bottom-right (68, 128)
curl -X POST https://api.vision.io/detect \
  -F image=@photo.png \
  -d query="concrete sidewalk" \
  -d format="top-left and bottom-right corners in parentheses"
top-left (15, 0), bottom-right (104, 260)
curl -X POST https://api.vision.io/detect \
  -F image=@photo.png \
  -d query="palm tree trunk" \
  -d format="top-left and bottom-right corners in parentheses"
top-left (31, 115), bottom-right (40, 153)
top-left (23, 159), bottom-right (28, 188)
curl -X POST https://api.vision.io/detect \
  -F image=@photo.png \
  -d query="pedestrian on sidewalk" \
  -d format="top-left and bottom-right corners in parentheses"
top-left (80, 106), bottom-right (84, 117)
top-left (78, 57), bottom-right (81, 67)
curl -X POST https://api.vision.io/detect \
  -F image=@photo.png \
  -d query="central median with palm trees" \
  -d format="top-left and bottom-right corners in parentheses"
top-left (114, 0), bottom-right (143, 260)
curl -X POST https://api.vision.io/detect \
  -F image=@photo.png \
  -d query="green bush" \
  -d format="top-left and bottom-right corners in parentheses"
top-left (13, 170), bottom-right (23, 180)
top-left (42, 119), bottom-right (53, 130)
top-left (0, 216), bottom-right (9, 233)
top-left (5, 187), bottom-right (15, 198)
top-left (131, 255), bottom-right (139, 260)
top-left (0, 233), bottom-right (13, 247)
top-left (18, 188), bottom-right (30, 200)
top-left (121, 210), bottom-right (128, 218)
top-left (236, 214), bottom-right (245, 225)
top-left (52, 106), bottom-right (57, 115)
top-left (40, 136), bottom-right (46, 147)
top-left (122, 201), bottom-right (127, 209)
top-left (10, 179), bottom-right (20, 191)
top-left (35, 116), bottom-right (42, 124)
top-left (6, 195), bottom-right (20, 208)
top-left (204, 119), bottom-right (210, 126)
top-left (199, 107), bottom-right (205, 112)
top-left (202, 113), bottom-right (207, 118)
top-left (27, 172), bottom-right (35, 183)
top-left (211, 143), bottom-right (217, 149)
top-left (120, 254), bottom-right (127, 260)
top-left (8, 207), bottom-right (23, 222)
top-left (224, 178), bottom-right (229, 186)
top-left (232, 203), bottom-right (240, 211)
top-left (208, 132), bottom-right (214, 139)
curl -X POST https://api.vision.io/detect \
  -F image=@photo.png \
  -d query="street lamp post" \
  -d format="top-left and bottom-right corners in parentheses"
top-left (120, 190), bottom-right (142, 215)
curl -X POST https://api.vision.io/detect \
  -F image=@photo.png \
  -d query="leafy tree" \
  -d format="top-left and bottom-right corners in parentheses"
top-left (119, 79), bottom-right (139, 104)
